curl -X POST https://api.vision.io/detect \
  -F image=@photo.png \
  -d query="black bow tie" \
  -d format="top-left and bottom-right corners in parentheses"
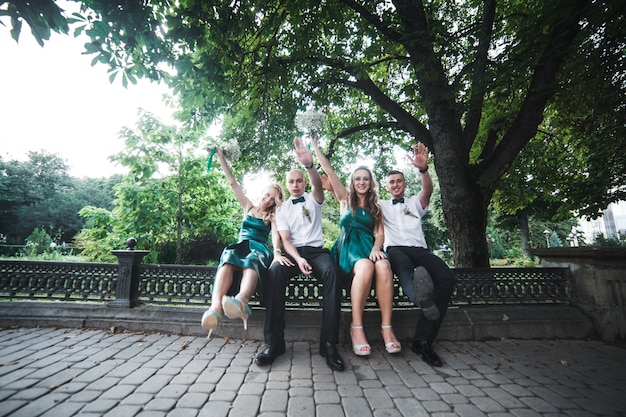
top-left (292, 196), bottom-right (305, 204)
top-left (392, 198), bottom-right (405, 205)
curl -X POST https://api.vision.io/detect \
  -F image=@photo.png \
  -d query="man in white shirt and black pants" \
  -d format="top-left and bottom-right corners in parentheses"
top-left (255, 137), bottom-right (345, 372)
top-left (381, 142), bottom-right (456, 367)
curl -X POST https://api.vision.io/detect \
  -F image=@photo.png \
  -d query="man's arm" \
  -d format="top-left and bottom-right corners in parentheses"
top-left (418, 170), bottom-right (433, 209)
top-left (294, 136), bottom-right (324, 204)
top-left (278, 229), bottom-right (313, 275)
top-left (407, 142), bottom-right (433, 208)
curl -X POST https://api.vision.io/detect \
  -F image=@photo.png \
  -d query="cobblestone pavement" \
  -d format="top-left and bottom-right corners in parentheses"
top-left (0, 327), bottom-right (625, 417)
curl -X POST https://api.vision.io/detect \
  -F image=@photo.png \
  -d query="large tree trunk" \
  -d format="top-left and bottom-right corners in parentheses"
top-left (432, 132), bottom-right (491, 267)
top-left (391, 0), bottom-right (588, 268)
top-left (440, 185), bottom-right (491, 268)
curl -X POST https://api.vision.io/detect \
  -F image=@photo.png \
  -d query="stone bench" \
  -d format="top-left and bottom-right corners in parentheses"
top-left (0, 260), bottom-right (596, 342)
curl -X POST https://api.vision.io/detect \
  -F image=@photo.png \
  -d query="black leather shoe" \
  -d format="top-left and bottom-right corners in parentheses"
top-left (254, 344), bottom-right (286, 366)
top-left (319, 342), bottom-right (345, 372)
top-left (411, 340), bottom-right (443, 367)
top-left (413, 267), bottom-right (440, 321)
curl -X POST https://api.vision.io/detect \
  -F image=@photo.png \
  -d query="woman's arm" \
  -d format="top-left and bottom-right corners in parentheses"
top-left (310, 134), bottom-right (348, 207)
top-left (269, 220), bottom-right (285, 265)
top-left (369, 219), bottom-right (387, 262)
top-left (216, 149), bottom-right (253, 211)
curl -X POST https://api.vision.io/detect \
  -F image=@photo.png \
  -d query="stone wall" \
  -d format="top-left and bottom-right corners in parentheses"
top-left (531, 247), bottom-right (626, 341)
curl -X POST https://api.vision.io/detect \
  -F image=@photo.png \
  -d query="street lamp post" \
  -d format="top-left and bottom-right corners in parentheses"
top-left (543, 229), bottom-right (551, 248)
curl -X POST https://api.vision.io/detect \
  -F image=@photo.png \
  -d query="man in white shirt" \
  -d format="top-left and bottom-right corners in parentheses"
top-left (255, 138), bottom-right (345, 371)
top-left (381, 142), bottom-right (456, 367)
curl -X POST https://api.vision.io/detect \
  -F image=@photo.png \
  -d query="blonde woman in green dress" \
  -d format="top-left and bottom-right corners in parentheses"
top-left (311, 136), bottom-right (401, 356)
top-left (201, 149), bottom-right (284, 337)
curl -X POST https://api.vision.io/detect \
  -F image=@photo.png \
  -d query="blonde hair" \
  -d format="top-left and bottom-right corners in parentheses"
top-left (347, 166), bottom-right (383, 230)
top-left (258, 183), bottom-right (284, 224)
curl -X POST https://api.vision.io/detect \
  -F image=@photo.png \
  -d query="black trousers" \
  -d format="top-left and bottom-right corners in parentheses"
top-left (264, 246), bottom-right (341, 347)
top-left (386, 246), bottom-right (456, 342)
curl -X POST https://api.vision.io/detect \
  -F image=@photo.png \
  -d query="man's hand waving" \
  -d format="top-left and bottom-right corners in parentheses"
top-left (294, 137), bottom-right (314, 169)
top-left (407, 142), bottom-right (429, 171)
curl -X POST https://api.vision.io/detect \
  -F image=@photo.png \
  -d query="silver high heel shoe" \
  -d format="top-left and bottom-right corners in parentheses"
top-left (222, 296), bottom-right (252, 330)
top-left (201, 309), bottom-right (221, 338)
top-left (350, 325), bottom-right (371, 356)
top-left (381, 325), bottom-right (401, 353)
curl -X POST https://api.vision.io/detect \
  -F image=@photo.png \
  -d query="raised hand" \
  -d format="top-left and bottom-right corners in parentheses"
top-left (293, 137), bottom-right (314, 168)
top-left (407, 142), bottom-right (429, 171)
top-left (216, 148), bottom-right (226, 165)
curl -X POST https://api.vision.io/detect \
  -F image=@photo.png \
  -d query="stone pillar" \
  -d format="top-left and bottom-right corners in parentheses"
top-left (110, 238), bottom-right (149, 308)
top-left (530, 247), bottom-right (626, 341)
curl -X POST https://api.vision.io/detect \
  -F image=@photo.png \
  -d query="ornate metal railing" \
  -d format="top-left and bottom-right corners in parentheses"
top-left (0, 260), bottom-right (117, 302)
top-left (0, 259), bottom-right (573, 309)
top-left (139, 264), bottom-right (214, 305)
top-left (452, 267), bottom-right (572, 305)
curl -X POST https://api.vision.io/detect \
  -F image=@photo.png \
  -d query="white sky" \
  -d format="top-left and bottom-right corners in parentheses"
top-left (0, 16), bottom-right (175, 178)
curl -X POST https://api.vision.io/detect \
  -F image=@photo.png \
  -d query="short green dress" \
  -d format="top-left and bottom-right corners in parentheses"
top-left (218, 214), bottom-right (272, 296)
top-left (331, 208), bottom-right (386, 277)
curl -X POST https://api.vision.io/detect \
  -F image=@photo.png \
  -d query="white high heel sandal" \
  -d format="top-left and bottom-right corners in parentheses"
top-left (381, 324), bottom-right (401, 354)
top-left (350, 325), bottom-right (371, 356)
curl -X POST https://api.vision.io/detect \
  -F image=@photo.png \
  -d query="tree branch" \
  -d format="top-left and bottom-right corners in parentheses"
top-left (339, 0), bottom-right (403, 42)
top-left (461, 0), bottom-right (496, 153)
top-left (303, 56), bottom-right (433, 144)
top-left (391, 0), bottom-right (463, 148)
top-left (336, 121), bottom-right (402, 138)
top-left (481, 0), bottom-right (591, 185)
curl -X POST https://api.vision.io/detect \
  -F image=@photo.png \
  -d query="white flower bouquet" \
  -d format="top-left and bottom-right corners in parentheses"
top-left (206, 139), bottom-right (241, 171)
top-left (295, 110), bottom-right (327, 134)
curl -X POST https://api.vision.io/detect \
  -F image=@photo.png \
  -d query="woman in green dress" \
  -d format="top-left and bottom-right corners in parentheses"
top-left (201, 149), bottom-right (284, 337)
top-left (311, 135), bottom-right (401, 356)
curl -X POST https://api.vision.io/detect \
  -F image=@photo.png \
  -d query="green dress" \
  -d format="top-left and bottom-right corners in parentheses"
top-left (219, 214), bottom-right (272, 295)
top-left (331, 208), bottom-right (385, 277)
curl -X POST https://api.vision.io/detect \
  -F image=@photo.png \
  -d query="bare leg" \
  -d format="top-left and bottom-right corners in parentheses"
top-left (210, 263), bottom-right (237, 314)
top-left (375, 259), bottom-right (400, 351)
top-left (236, 268), bottom-right (258, 304)
top-left (222, 267), bottom-right (257, 329)
top-left (202, 263), bottom-right (237, 336)
top-left (349, 259), bottom-right (374, 354)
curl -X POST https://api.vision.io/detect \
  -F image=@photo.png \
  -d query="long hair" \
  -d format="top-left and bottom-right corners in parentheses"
top-left (347, 166), bottom-right (383, 230)
top-left (258, 183), bottom-right (284, 224)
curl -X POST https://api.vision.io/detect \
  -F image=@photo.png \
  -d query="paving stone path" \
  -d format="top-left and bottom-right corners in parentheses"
top-left (0, 327), bottom-right (625, 416)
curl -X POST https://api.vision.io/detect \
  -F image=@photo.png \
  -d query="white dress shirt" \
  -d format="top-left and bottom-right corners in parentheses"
top-left (381, 195), bottom-right (428, 249)
top-left (276, 192), bottom-right (324, 247)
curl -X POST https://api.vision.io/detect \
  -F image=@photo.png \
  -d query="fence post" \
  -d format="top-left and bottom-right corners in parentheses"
top-left (109, 238), bottom-right (149, 308)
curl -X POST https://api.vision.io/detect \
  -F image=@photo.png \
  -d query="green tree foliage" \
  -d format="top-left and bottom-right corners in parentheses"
top-left (0, 151), bottom-right (119, 244)
top-left (25, 227), bottom-right (53, 256)
top-left (74, 206), bottom-right (118, 262)
top-left (491, 1), bottom-right (625, 252)
top-left (14, 175), bottom-right (120, 244)
top-left (6, 1), bottom-right (624, 267)
top-left (0, 0), bottom-right (68, 45)
top-left (76, 110), bottom-right (241, 263)
top-left (0, 151), bottom-right (71, 242)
